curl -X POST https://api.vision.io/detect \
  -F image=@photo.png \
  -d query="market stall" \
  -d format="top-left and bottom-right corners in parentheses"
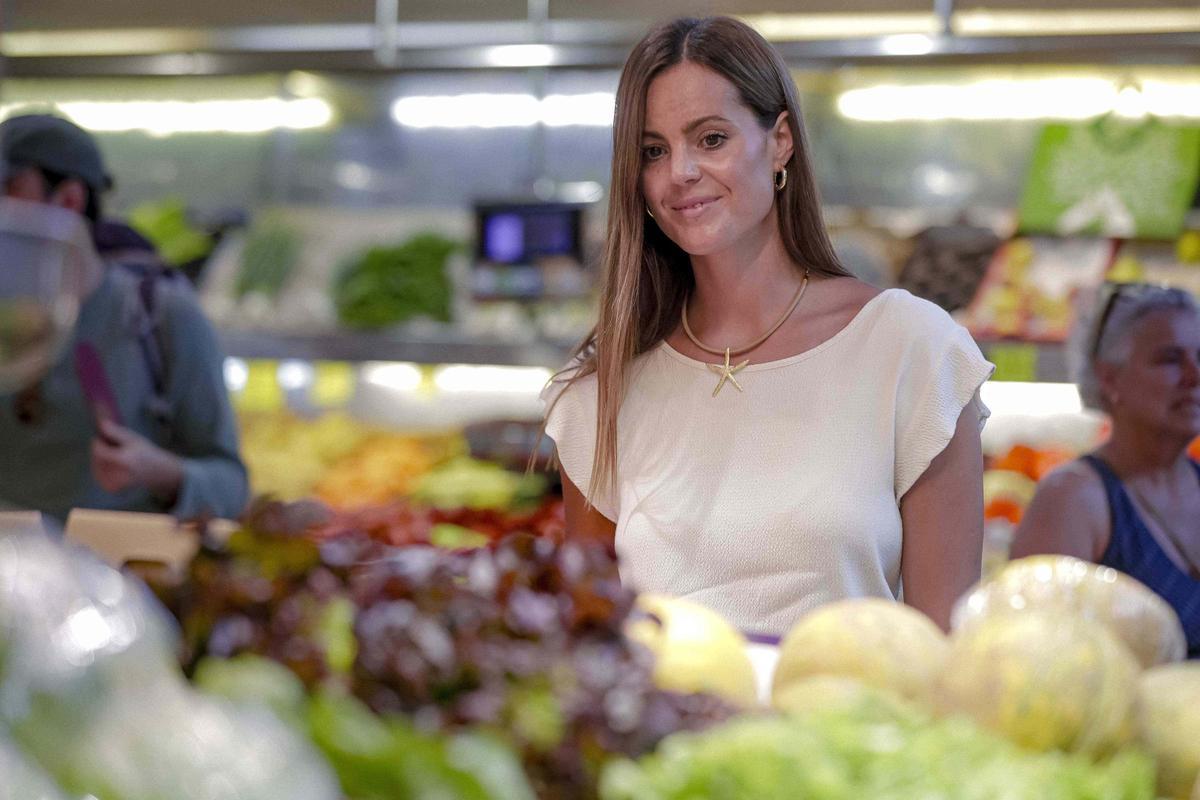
top-left (2, 0), bottom-right (1200, 796)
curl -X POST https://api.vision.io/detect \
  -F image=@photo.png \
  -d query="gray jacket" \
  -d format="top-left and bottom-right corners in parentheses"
top-left (0, 266), bottom-right (248, 523)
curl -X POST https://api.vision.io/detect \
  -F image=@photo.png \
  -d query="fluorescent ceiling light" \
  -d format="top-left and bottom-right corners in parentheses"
top-left (1, 29), bottom-right (207, 57)
top-left (745, 13), bottom-right (936, 40)
top-left (956, 8), bottom-right (1200, 36)
top-left (1140, 81), bottom-right (1200, 118)
top-left (836, 78), bottom-right (1200, 122)
top-left (393, 93), bottom-right (540, 128)
top-left (541, 93), bottom-right (616, 127)
top-left (744, 8), bottom-right (1199, 39)
top-left (484, 44), bottom-right (556, 68)
top-left (391, 92), bottom-right (614, 129)
top-left (1, 98), bottom-right (334, 135)
top-left (878, 34), bottom-right (936, 56)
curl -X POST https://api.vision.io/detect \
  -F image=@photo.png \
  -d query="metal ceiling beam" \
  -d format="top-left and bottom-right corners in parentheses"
top-left (374, 0), bottom-right (401, 67)
top-left (3, 23), bottom-right (1199, 77)
top-left (0, 20), bottom-right (645, 57)
top-left (934, 0), bottom-right (954, 36)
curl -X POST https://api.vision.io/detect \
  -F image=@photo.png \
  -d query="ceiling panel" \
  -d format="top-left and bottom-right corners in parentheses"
top-left (9, 0), bottom-right (1195, 32)
top-left (553, 0), bottom-right (931, 17)
top-left (6, 0), bottom-right (530, 32)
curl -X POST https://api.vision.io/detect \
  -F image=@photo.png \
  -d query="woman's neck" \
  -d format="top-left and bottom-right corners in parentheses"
top-left (686, 225), bottom-right (806, 344)
top-left (1099, 423), bottom-right (1192, 479)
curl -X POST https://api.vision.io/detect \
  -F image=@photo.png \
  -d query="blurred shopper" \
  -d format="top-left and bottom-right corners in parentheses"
top-left (1012, 284), bottom-right (1200, 656)
top-left (0, 113), bottom-right (248, 523)
top-left (542, 17), bottom-right (994, 634)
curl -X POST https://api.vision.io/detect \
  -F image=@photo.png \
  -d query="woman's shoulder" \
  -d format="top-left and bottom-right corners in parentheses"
top-left (541, 358), bottom-right (597, 409)
top-left (1033, 459), bottom-right (1113, 541)
top-left (812, 277), bottom-right (957, 331)
top-left (1012, 458), bottom-right (1111, 561)
top-left (1036, 458), bottom-right (1109, 503)
top-left (819, 282), bottom-right (968, 357)
top-left (870, 286), bottom-right (964, 333)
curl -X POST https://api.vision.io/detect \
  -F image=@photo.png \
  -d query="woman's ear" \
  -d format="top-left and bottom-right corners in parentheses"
top-left (771, 110), bottom-right (794, 170)
top-left (1095, 360), bottom-right (1122, 409)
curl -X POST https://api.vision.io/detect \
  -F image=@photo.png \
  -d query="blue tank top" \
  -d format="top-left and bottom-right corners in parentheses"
top-left (1083, 455), bottom-right (1200, 659)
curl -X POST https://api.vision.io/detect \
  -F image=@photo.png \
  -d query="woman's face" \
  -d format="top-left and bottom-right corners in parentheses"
top-left (640, 60), bottom-right (791, 258)
top-left (1105, 308), bottom-right (1200, 439)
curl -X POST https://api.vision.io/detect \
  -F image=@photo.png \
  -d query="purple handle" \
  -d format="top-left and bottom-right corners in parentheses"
top-left (743, 632), bottom-right (782, 646)
top-left (74, 341), bottom-right (122, 428)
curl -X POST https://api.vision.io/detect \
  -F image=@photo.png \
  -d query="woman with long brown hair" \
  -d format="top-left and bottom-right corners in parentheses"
top-left (543, 16), bottom-right (993, 633)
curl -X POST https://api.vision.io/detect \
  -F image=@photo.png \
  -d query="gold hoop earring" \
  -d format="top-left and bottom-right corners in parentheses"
top-left (646, 205), bottom-right (655, 220)
top-left (773, 168), bottom-right (788, 191)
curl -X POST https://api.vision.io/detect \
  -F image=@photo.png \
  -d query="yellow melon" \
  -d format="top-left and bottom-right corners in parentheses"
top-left (952, 555), bottom-right (1185, 668)
top-left (1136, 663), bottom-right (1200, 799)
top-left (938, 610), bottom-right (1139, 756)
top-left (626, 594), bottom-right (758, 709)
top-left (771, 599), bottom-right (948, 707)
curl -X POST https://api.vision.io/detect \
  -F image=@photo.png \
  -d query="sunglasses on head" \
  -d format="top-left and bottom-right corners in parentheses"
top-left (1090, 281), bottom-right (1192, 360)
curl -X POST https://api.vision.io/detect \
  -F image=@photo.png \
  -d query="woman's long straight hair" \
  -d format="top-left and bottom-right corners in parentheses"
top-left (554, 16), bottom-right (850, 505)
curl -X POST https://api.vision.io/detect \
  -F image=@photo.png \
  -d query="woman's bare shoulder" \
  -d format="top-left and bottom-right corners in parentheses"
top-left (1036, 460), bottom-right (1108, 504)
top-left (1011, 459), bottom-right (1111, 561)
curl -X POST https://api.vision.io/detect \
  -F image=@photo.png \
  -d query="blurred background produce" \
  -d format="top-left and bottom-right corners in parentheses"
top-left (333, 233), bottom-right (458, 331)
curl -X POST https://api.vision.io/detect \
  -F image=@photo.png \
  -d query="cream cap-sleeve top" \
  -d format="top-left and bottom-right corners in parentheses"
top-left (543, 289), bottom-right (995, 636)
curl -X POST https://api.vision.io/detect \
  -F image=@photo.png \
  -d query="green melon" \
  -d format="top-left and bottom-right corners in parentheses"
top-left (1136, 663), bottom-right (1200, 799)
top-left (771, 599), bottom-right (948, 707)
top-left (939, 610), bottom-right (1139, 756)
top-left (626, 594), bottom-right (758, 709)
top-left (953, 555), bottom-right (1185, 669)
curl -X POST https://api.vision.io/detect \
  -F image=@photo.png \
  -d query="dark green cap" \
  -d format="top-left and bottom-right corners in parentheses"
top-left (0, 114), bottom-right (114, 194)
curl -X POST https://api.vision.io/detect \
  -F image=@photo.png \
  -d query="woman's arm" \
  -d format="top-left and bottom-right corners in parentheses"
top-left (899, 402), bottom-right (985, 631)
top-left (562, 472), bottom-right (617, 550)
top-left (1009, 462), bottom-right (1109, 562)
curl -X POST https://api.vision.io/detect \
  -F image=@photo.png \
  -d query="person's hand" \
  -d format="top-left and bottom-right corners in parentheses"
top-left (91, 418), bottom-right (184, 501)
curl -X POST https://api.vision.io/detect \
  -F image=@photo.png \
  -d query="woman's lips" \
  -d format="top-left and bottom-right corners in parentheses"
top-left (670, 196), bottom-right (720, 218)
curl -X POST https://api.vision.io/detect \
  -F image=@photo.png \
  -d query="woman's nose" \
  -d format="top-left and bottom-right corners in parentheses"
top-left (670, 149), bottom-right (700, 183)
top-left (1181, 352), bottom-right (1200, 386)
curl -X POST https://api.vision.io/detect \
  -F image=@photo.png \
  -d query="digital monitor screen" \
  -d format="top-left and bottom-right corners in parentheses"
top-left (476, 202), bottom-right (584, 265)
top-left (473, 202), bottom-right (590, 300)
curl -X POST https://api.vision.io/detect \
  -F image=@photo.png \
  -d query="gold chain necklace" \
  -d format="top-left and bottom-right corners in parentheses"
top-left (681, 267), bottom-right (810, 397)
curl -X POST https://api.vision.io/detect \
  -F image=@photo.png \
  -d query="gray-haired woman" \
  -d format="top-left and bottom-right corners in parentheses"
top-left (1011, 283), bottom-right (1200, 657)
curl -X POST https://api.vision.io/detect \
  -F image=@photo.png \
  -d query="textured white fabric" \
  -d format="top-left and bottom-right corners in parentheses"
top-left (543, 289), bottom-right (995, 636)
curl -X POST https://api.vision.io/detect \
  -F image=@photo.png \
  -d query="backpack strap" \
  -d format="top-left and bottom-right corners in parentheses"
top-left (130, 265), bottom-right (174, 430)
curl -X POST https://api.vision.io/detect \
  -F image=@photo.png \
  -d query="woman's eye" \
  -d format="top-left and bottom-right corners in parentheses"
top-left (701, 132), bottom-right (727, 148)
top-left (642, 144), bottom-right (665, 161)
top-left (1154, 349), bottom-right (1183, 365)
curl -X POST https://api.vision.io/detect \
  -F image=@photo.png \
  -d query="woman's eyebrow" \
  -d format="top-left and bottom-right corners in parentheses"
top-left (642, 114), bottom-right (731, 140)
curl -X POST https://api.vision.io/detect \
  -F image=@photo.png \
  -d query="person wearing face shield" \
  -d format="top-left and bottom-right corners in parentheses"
top-left (0, 113), bottom-right (248, 524)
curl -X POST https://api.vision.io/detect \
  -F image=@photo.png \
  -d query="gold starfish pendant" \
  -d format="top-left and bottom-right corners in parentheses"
top-left (706, 347), bottom-right (749, 397)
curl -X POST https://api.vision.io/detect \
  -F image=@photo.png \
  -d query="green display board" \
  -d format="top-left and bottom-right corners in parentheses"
top-left (1018, 121), bottom-right (1200, 240)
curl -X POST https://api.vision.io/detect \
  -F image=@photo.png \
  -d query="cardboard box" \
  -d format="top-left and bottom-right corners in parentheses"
top-left (65, 509), bottom-right (199, 569)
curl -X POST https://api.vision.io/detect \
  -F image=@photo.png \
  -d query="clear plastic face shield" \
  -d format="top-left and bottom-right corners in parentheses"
top-left (0, 195), bottom-right (102, 392)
